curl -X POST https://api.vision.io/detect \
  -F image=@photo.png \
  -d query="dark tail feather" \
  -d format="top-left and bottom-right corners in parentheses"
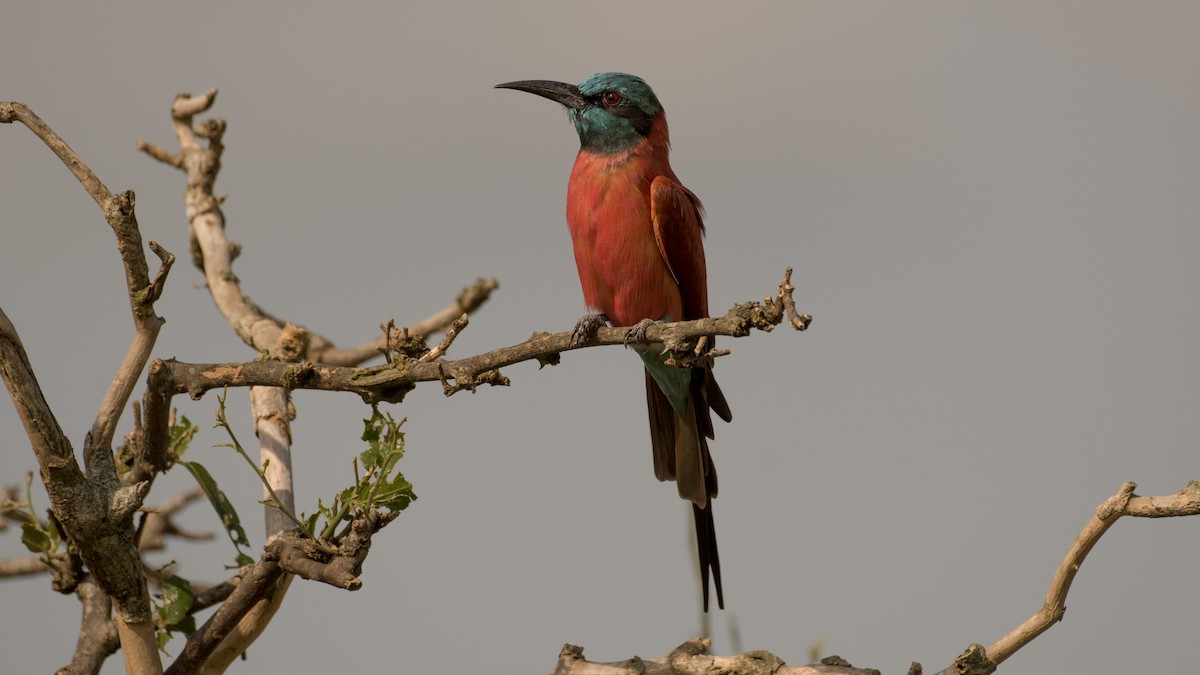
top-left (693, 502), bottom-right (724, 611)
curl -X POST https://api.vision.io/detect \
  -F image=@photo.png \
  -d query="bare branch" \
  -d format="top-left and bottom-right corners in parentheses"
top-left (87, 202), bottom-right (171, 465)
top-left (61, 577), bottom-right (121, 675)
top-left (0, 102), bottom-right (111, 207)
top-left (173, 87), bottom-right (219, 119)
top-left (135, 140), bottom-right (182, 168)
top-left (317, 277), bottom-right (500, 366)
top-left (551, 639), bottom-right (877, 675)
top-left (138, 90), bottom-right (496, 369)
top-left (0, 555), bottom-right (47, 578)
top-left (153, 280), bottom-right (803, 406)
top-left (137, 488), bottom-right (212, 553)
top-left (0, 306), bottom-right (80, 479)
top-left (1, 102), bottom-right (173, 458)
top-left (779, 266), bottom-right (813, 331)
top-left (201, 575), bottom-right (293, 674)
top-left (166, 560), bottom-right (286, 675)
top-left (264, 508), bottom-right (396, 591)
top-left (934, 479), bottom-right (1200, 674)
top-left (251, 386), bottom-right (296, 541)
top-left (418, 313), bottom-right (468, 363)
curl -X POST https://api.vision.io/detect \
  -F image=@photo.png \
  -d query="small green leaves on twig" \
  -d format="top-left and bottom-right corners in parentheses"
top-left (169, 413), bottom-right (199, 460)
top-left (15, 471), bottom-right (64, 561)
top-left (305, 405), bottom-right (416, 542)
top-left (196, 389), bottom-right (417, 571)
top-left (154, 574), bottom-right (197, 654)
top-left (168, 396), bottom-right (255, 567)
top-left (209, 390), bottom-right (304, 557)
top-left (256, 406), bottom-right (414, 591)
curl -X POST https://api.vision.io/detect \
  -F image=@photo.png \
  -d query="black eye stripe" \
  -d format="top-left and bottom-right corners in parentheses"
top-left (586, 91), bottom-right (654, 137)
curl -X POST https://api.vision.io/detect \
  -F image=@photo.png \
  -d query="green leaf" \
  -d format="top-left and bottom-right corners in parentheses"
top-left (173, 615), bottom-right (196, 635)
top-left (20, 522), bottom-right (52, 553)
top-left (374, 475), bottom-right (415, 512)
top-left (304, 511), bottom-right (321, 536)
top-left (160, 575), bottom-right (194, 627)
top-left (361, 411), bottom-right (382, 443)
top-left (180, 460), bottom-right (253, 564)
top-left (169, 416), bottom-right (199, 460)
top-left (157, 629), bottom-right (173, 655)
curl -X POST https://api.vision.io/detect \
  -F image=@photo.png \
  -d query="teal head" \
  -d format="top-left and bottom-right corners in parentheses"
top-left (497, 72), bottom-right (663, 154)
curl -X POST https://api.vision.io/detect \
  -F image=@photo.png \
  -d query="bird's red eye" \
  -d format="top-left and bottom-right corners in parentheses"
top-left (602, 91), bottom-right (622, 106)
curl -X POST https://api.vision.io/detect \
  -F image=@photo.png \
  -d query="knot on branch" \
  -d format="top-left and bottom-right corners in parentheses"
top-left (0, 102), bottom-right (19, 123)
top-left (379, 318), bottom-right (432, 364)
top-left (529, 332), bottom-right (561, 368)
top-left (102, 190), bottom-right (136, 225)
top-left (265, 508), bottom-right (397, 591)
top-left (953, 644), bottom-right (995, 675)
top-left (271, 323), bottom-right (310, 362)
top-left (110, 481), bottom-right (151, 521)
top-left (457, 277), bottom-right (499, 312)
top-left (438, 364), bottom-right (511, 397)
top-left (1096, 481), bottom-right (1137, 520)
top-left (195, 117), bottom-right (226, 142)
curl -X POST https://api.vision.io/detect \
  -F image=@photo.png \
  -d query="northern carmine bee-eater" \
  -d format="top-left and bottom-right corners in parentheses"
top-left (497, 73), bottom-right (732, 611)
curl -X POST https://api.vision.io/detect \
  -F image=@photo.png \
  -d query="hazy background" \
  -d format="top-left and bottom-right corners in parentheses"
top-left (3, 3), bottom-right (1198, 673)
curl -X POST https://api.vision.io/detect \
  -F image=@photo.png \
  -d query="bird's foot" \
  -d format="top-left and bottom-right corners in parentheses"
top-left (570, 313), bottom-right (608, 348)
top-left (623, 318), bottom-right (660, 346)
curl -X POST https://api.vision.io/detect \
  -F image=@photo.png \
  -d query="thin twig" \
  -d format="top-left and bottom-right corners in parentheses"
top-left (418, 313), bottom-right (468, 362)
top-left (212, 391), bottom-right (309, 538)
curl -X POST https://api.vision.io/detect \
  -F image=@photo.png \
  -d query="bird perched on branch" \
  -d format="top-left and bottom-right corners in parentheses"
top-left (497, 73), bottom-right (732, 611)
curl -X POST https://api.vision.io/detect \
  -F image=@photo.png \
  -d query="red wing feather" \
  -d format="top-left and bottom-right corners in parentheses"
top-left (650, 176), bottom-right (709, 320)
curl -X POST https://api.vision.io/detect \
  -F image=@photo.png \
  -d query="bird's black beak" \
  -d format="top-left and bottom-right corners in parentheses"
top-left (496, 80), bottom-right (588, 111)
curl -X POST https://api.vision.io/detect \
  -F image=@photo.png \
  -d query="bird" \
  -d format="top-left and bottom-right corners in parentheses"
top-left (497, 73), bottom-right (732, 611)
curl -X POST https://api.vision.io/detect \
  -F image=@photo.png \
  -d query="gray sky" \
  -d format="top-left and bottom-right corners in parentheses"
top-left (3, 2), bottom-right (1198, 673)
